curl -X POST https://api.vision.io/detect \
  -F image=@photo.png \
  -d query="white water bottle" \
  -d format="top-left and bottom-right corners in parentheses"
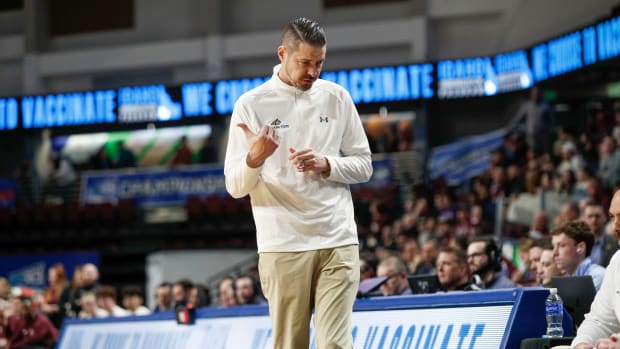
top-left (545, 288), bottom-right (564, 338)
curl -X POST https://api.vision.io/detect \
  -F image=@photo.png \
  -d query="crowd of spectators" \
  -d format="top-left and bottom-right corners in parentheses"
top-left (206, 90), bottom-right (620, 310)
top-left (0, 262), bottom-right (275, 348)
top-left (0, 256), bottom-right (288, 347)
top-left (2, 89), bottom-right (620, 348)
top-left (0, 262), bottom-right (162, 349)
top-left (323, 90), bottom-right (620, 339)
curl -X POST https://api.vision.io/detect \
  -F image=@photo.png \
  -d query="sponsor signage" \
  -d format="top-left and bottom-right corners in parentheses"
top-left (60, 307), bottom-right (509, 349)
top-left (58, 289), bottom-right (568, 349)
top-left (82, 159), bottom-right (392, 207)
top-left (2, 14), bottom-right (620, 130)
top-left (81, 166), bottom-right (227, 207)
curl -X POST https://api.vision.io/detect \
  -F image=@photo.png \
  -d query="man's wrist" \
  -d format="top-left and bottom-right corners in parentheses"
top-left (321, 157), bottom-right (331, 177)
top-left (246, 154), bottom-right (264, 168)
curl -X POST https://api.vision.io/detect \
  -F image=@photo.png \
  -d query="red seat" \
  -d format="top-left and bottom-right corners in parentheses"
top-left (205, 196), bottom-right (224, 217)
top-left (185, 196), bottom-right (204, 221)
top-left (223, 196), bottom-right (241, 216)
top-left (64, 201), bottom-right (81, 228)
top-left (99, 202), bottom-right (117, 226)
top-left (117, 199), bottom-right (136, 224)
top-left (82, 203), bottom-right (99, 226)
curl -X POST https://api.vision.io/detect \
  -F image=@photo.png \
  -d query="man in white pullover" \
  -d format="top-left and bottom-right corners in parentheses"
top-left (224, 17), bottom-right (372, 349)
top-left (571, 189), bottom-right (620, 349)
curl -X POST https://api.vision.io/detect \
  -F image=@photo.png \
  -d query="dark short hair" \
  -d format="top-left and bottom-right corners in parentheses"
top-left (174, 278), bottom-right (194, 293)
top-left (96, 285), bottom-right (117, 299)
top-left (235, 275), bottom-right (257, 290)
top-left (121, 285), bottom-right (143, 298)
top-left (551, 220), bottom-right (595, 256)
top-left (583, 199), bottom-right (603, 210)
top-left (532, 236), bottom-right (553, 250)
top-left (281, 17), bottom-right (326, 48)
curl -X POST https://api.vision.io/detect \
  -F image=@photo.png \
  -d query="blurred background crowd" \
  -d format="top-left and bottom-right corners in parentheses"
top-left (1, 1), bottom-right (620, 348)
top-left (1, 83), bottom-right (619, 348)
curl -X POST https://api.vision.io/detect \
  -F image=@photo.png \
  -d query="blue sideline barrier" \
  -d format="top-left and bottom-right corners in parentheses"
top-left (57, 288), bottom-right (572, 349)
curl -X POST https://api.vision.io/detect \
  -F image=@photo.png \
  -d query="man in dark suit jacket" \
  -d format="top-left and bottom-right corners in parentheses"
top-left (583, 200), bottom-right (618, 267)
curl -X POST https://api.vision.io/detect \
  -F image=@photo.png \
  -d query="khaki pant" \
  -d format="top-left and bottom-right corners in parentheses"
top-left (258, 245), bottom-right (359, 349)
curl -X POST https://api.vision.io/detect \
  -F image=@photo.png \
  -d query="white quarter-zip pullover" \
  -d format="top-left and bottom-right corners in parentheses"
top-left (224, 65), bottom-right (373, 252)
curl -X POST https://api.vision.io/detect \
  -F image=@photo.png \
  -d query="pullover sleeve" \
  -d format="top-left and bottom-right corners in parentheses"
top-left (224, 100), bottom-right (263, 198)
top-left (324, 91), bottom-right (372, 184)
top-left (572, 253), bottom-right (620, 347)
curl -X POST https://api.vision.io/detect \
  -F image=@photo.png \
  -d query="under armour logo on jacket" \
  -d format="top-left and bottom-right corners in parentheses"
top-left (319, 116), bottom-right (328, 123)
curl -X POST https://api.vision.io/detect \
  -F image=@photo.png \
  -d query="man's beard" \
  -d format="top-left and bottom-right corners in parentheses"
top-left (282, 63), bottom-right (313, 91)
top-left (473, 261), bottom-right (493, 276)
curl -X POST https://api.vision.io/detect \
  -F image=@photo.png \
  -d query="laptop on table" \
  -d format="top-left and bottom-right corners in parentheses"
top-left (407, 274), bottom-right (440, 295)
top-left (550, 275), bottom-right (597, 329)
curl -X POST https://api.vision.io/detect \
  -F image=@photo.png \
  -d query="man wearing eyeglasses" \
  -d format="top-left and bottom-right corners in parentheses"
top-left (466, 236), bottom-right (516, 289)
top-left (376, 256), bottom-right (411, 296)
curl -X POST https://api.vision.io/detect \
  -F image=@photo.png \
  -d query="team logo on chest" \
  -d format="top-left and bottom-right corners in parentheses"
top-left (270, 118), bottom-right (289, 129)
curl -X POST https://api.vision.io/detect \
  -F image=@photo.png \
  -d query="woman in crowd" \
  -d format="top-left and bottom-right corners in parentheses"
top-left (41, 263), bottom-right (68, 328)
